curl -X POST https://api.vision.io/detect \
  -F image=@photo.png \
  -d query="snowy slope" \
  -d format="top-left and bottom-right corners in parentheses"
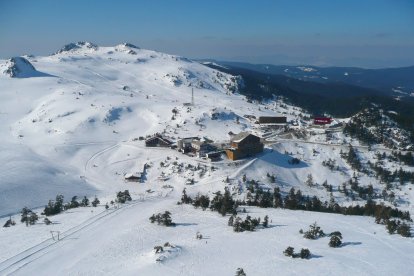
top-left (1, 198), bottom-right (413, 276)
top-left (0, 42), bottom-right (413, 275)
top-left (0, 42), bottom-right (249, 215)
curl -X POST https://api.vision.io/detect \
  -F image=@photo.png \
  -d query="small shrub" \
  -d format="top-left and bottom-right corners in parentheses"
top-left (263, 215), bottom-right (269, 228)
top-left (92, 197), bottom-right (100, 207)
top-left (283, 246), bottom-right (295, 257)
top-left (329, 235), bottom-right (342, 248)
top-left (44, 217), bottom-right (52, 225)
top-left (235, 268), bottom-right (247, 276)
top-left (303, 222), bottom-right (325, 240)
top-left (3, 217), bottom-right (16, 228)
top-left (300, 248), bottom-right (311, 259)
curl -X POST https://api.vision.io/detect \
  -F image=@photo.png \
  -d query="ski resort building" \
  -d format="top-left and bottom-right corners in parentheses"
top-left (191, 140), bottom-right (217, 158)
top-left (177, 137), bottom-right (199, 153)
top-left (258, 116), bottom-right (287, 124)
top-left (225, 132), bottom-right (264, 161)
top-left (205, 151), bottom-right (223, 162)
top-left (313, 117), bottom-right (333, 125)
top-left (145, 134), bottom-right (173, 147)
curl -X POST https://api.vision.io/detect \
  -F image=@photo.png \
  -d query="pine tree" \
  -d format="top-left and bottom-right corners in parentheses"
top-left (329, 235), bottom-right (342, 247)
top-left (181, 188), bottom-right (192, 204)
top-left (300, 248), bottom-right (311, 259)
top-left (21, 207), bottom-right (31, 226)
top-left (263, 215), bottom-right (269, 228)
top-left (92, 196), bottom-right (100, 207)
top-left (70, 196), bottom-right (80, 208)
top-left (81, 196), bottom-right (89, 207)
top-left (3, 216), bottom-right (16, 227)
top-left (28, 212), bottom-right (38, 225)
top-left (283, 246), bottom-right (294, 257)
top-left (273, 187), bottom-right (283, 208)
top-left (233, 217), bottom-right (243, 232)
top-left (397, 222), bottom-right (411, 237)
top-left (303, 222), bottom-right (325, 239)
top-left (228, 215), bottom-right (234, 226)
top-left (305, 174), bottom-right (314, 187)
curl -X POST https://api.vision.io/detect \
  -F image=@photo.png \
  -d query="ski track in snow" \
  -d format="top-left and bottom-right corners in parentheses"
top-left (0, 192), bottom-right (171, 275)
top-left (0, 43), bottom-right (413, 275)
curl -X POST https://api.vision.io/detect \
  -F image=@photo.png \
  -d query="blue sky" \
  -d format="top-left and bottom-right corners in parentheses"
top-left (0, 0), bottom-right (413, 67)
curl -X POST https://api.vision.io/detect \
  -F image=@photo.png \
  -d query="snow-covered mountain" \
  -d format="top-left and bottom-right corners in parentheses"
top-left (1, 57), bottom-right (52, 78)
top-left (0, 42), bottom-right (413, 276)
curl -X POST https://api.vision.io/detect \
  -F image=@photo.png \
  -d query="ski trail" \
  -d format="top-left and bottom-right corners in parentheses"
top-left (0, 192), bottom-right (169, 275)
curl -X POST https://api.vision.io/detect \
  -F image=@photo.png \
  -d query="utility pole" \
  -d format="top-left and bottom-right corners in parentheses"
top-left (191, 88), bottom-right (194, 106)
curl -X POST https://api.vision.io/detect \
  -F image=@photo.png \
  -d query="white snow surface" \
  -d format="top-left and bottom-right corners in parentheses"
top-left (0, 42), bottom-right (413, 275)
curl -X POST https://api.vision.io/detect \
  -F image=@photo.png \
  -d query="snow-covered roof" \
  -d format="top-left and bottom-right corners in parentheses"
top-left (124, 173), bottom-right (142, 179)
top-left (230, 132), bottom-right (253, 143)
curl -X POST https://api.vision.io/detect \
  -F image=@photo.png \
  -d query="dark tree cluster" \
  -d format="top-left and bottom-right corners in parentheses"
top-left (283, 247), bottom-right (311, 259)
top-left (391, 151), bottom-right (414, 166)
top-left (301, 223), bottom-right (344, 247)
top-left (322, 180), bottom-right (333, 193)
top-left (116, 190), bottom-right (132, 204)
top-left (21, 207), bottom-right (39, 226)
top-left (343, 108), bottom-right (413, 150)
top-left (344, 177), bottom-right (375, 200)
top-left (179, 188), bottom-right (235, 215)
top-left (246, 189), bottom-right (273, 208)
top-left (92, 196), bottom-right (100, 207)
top-left (368, 160), bottom-right (414, 186)
top-left (379, 219), bottom-right (411, 237)
top-left (149, 211), bottom-right (175, 226)
top-left (209, 188), bottom-right (236, 216)
top-left (41, 194), bottom-right (102, 217)
top-left (180, 185), bottom-right (412, 237)
top-left (192, 194), bottom-right (210, 210)
top-left (42, 195), bottom-right (65, 216)
top-left (343, 113), bottom-right (382, 146)
top-left (342, 146), bottom-right (363, 172)
top-left (322, 158), bottom-right (339, 171)
top-left (229, 215), bottom-right (261, 232)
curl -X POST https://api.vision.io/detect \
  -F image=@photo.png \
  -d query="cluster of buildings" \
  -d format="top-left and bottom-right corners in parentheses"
top-left (143, 115), bottom-right (334, 162)
top-left (144, 132), bottom-right (264, 161)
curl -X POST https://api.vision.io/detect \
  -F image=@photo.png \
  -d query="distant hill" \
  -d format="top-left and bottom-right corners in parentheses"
top-left (202, 62), bottom-right (414, 137)
top-left (201, 61), bottom-right (414, 98)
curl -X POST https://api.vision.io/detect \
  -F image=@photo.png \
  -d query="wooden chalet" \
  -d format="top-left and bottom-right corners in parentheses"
top-left (145, 134), bottom-right (173, 147)
top-left (225, 132), bottom-right (264, 161)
